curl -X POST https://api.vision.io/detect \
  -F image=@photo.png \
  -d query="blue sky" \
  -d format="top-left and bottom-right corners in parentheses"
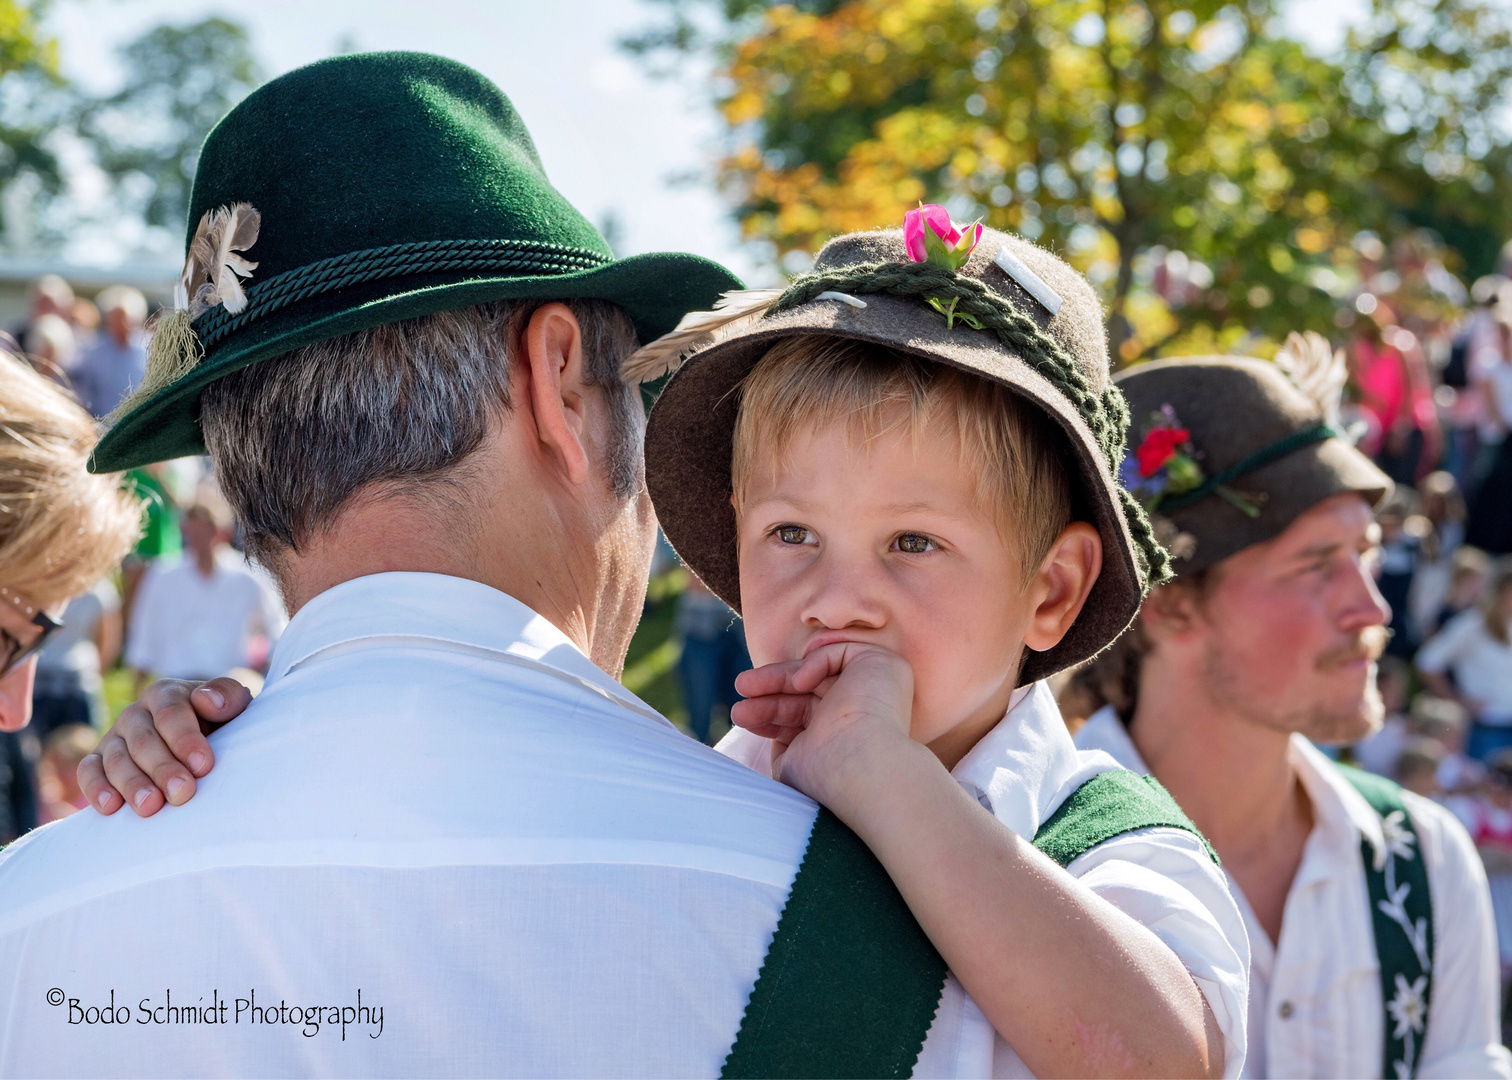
top-left (46, 0), bottom-right (1372, 284)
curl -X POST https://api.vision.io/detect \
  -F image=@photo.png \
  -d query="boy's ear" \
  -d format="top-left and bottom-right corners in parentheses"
top-left (1022, 521), bottom-right (1102, 654)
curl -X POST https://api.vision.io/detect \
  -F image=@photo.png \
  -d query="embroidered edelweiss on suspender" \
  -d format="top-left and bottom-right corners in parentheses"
top-left (1340, 765), bottom-right (1436, 1080)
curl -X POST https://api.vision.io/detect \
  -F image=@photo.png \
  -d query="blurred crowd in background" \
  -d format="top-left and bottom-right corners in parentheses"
top-left (0, 271), bottom-right (284, 844)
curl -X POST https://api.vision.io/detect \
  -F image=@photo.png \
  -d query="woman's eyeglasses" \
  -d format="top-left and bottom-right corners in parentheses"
top-left (0, 587), bottom-right (63, 681)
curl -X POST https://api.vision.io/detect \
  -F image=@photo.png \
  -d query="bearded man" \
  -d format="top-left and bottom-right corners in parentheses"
top-left (1074, 350), bottom-right (1509, 1078)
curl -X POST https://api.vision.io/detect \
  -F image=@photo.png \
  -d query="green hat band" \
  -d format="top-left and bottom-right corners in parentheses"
top-left (769, 258), bottom-right (1173, 588)
top-left (1157, 423), bottom-right (1341, 513)
top-left (191, 237), bottom-right (611, 351)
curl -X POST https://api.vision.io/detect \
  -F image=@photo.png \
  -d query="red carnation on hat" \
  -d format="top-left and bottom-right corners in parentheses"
top-left (1136, 426), bottom-right (1190, 477)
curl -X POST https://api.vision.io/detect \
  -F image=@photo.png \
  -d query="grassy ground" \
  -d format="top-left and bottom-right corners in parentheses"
top-left (101, 667), bottom-right (135, 727)
top-left (100, 567), bottom-right (725, 741)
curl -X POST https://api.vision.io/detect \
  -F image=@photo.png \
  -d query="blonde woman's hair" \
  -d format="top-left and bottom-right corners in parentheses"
top-left (0, 354), bottom-right (142, 606)
top-left (731, 336), bottom-right (1072, 582)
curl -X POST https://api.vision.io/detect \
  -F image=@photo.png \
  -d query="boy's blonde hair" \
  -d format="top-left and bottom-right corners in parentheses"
top-left (731, 336), bottom-right (1072, 581)
top-left (0, 355), bottom-right (142, 606)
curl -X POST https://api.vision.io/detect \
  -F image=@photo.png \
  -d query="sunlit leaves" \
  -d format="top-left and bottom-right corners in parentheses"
top-left (648, 0), bottom-right (1512, 360)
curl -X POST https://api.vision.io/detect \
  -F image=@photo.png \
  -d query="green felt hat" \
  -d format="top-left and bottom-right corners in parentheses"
top-left (90, 51), bottom-right (742, 472)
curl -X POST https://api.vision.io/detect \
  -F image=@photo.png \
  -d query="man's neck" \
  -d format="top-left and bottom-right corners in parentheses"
top-left (273, 484), bottom-right (641, 680)
top-left (193, 546), bottom-right (218, 579)
top-left (1127, 653), bottom-right (1313, 942)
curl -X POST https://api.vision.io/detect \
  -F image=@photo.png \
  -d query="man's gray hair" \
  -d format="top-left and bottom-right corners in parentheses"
top-left (201, 298), bottom-right (640, 573)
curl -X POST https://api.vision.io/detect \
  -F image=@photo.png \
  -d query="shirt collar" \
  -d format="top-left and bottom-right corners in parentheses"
top-left (951, 681), bottom-right (1109, 838)
top-left (1287, 733), bottom-right (1386, 885)
top-left (1075, 705), bottom-right (1149, 772)
top-left (1077, 709), bottom-right (1383, 880)
top-left (262, 572), bottom-right (671, 729)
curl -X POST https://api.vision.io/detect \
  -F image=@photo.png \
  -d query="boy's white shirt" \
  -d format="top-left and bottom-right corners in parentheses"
top-left (717, 681), bottom-right (1251, 1078)
top-left (1076, 706), bottom-right (1512, 1080)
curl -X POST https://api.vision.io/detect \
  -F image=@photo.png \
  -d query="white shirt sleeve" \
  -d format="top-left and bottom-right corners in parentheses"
top-left (715, 725), bottom-right (776, 777)
top-left (123, 563), bottom-right (163, 673)
top-left (1067, 827), bottom-right (1252, 1078)
top-left (1408, 793), bottom-right (1512, 1079)
top-left (1416, 611), bottom-right (1478, 675)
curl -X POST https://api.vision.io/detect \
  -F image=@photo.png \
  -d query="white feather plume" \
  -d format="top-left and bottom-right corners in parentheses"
top-left (621, 288), bottom-right (784, 383)
top-left (1274, 330), bottom-right (1347, 428)
top-left (183, 202), bottom-right (261, 319)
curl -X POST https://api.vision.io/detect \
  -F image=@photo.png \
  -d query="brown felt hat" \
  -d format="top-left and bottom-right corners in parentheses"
top-left (643, 226), bottom-right (1145, 685)
top-left (1115, 356), bottom-right (1392, 574)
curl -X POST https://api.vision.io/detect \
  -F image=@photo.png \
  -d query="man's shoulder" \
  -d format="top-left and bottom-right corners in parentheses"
top-left (0, 807), bottom-right (133, 931)
top-left (1432, 607), bottom-right (1485, 645)
top-left (1400, 787), bottom-right (1488, 882)
top-left (138, 554), bottom-right (189, 587)
top-left (1324, 757), bottom-right (1487, 889)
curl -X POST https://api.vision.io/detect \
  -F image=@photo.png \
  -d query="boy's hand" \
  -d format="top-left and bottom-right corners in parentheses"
top-left (731, 642), bottom-right (931, 819)
top-left (79, 677), bottom-right (251, 817)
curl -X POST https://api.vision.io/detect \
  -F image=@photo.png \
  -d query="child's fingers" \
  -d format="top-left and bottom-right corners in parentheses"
top-left (188, 676), bottom-right (253, 735)
top-left (731, 693), bottom-right (813, 732)
top-left (734, 722), bottom-right (795, 741)
top-left (794, 642), bottom-right (911, 701)
top-left (90, 716), bottom-right (167, 817)
top-left (791, 641), bottom-right (889, 693)
top-left (76, 752), bottom-right (122, 815)
top-left (734, 660), bottom-right (804, 700)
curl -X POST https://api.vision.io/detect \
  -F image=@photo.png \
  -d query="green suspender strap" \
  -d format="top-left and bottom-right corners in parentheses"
top-left (721, 770), bottom-right (1216, 1079)
top-left (1337, 764), bottom-right (1436, 1080)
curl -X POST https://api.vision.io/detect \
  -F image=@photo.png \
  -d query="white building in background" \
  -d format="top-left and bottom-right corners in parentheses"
top-left (0, 254), bottom-right (176, 331)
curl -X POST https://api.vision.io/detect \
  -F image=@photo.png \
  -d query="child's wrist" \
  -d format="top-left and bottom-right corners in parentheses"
top-left (817, 736), bottom-right (944, 834)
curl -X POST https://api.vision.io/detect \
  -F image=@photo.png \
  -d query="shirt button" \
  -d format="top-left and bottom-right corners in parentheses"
top-left (1278, 1001), bottom-right (1295, 1019)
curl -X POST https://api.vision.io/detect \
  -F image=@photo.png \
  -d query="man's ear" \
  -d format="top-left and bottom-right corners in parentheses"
top-left (518, 302), bottom-right (589, 486)
top-left (1022, 521), bottom-right (1102, 653)
top-left (1138, 578), bottom-right (1207, 646)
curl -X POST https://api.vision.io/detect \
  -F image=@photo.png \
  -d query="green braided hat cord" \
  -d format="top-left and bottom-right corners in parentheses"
top-left (191, 238), bottom-right (610, 350)
top-left (768, 261), bottom-right (1174, 587)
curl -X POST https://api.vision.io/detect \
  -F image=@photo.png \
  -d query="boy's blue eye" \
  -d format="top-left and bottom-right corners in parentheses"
top-left (776, 525), bottom-right (810, 545)
top-left (896, 534), bottom-right (933, 554)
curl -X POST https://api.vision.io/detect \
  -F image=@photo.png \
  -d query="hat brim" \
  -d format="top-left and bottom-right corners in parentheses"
top-left (644, 293), bottom-right (1144, 686)
top-left (90, 251), bottom-right (742, 472)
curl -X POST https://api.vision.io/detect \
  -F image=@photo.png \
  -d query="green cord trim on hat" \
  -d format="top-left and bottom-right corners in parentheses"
top-left (769, 260), bottom-right (1174, 588)
top-left (191, 237), bottom-right (613, 351)
top-left (1157, 423), bottom-right (1342, 514)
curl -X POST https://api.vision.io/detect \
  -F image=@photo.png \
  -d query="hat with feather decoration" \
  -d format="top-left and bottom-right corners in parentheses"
top-left (90, 51), bottom-right (742, 472)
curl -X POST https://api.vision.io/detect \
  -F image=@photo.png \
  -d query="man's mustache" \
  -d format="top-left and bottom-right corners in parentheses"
top-left (1316, 625), bottom-right (1390, 671)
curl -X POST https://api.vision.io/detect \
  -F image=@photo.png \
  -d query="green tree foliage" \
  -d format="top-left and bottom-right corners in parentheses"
top-left (0, 0), bottom-right (64, 236)
top-left (629, 0), bottom-right (1512, 360)
top-left (77, 18), bottom-right (262, 234)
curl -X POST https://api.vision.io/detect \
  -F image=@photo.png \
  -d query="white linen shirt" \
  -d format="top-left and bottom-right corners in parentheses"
top-left (1076, 707), bottom-right (1512, 1079)
top-left (0, 572), bottom-right (830, 1078)
top-left (718, 682), bottom-right (1252, 1078)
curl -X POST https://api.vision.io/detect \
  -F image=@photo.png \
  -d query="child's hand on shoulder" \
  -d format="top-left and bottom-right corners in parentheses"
top-left (731, 641), bottom-right (937, 821)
